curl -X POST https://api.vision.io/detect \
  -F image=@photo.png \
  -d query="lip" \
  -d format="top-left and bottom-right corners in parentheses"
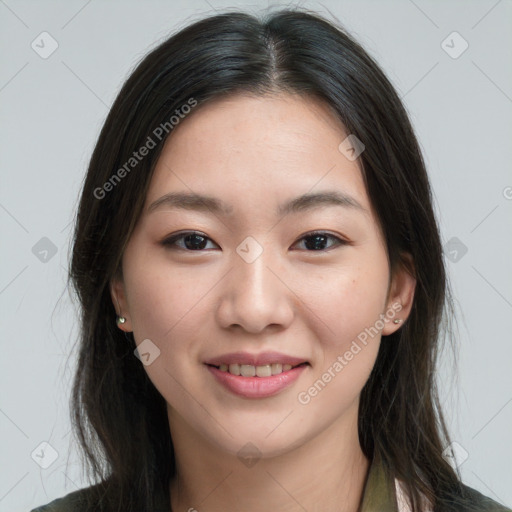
top-left (206, 364), bottom-right (308, 399)
top-left (204, 351), bottom-right (308, 367)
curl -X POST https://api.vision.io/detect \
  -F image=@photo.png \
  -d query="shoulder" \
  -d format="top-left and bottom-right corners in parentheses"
top-left (29, 483), bottom-right (169, 512)
top-left (30, 485), bottom-right (99, 512)
top-left (395, 478), bottom-right (511, 512)
top-left (456, 483), bottom-right (512, 512)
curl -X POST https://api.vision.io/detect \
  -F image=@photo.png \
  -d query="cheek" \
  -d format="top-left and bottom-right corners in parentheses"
top-left (122, 261), bottom-right (216, 408)
top-left (293, 267), bottom-right (387, 418)
top-left (124, 246), bottom-right (215, 341)
top-left (297, 259), bottom-right (389, 355)
top-left (122, 251), bottom-right (223, 383)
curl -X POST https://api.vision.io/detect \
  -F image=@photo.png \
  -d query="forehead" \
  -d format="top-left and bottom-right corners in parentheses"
top-left (145, 93), bottom-right (371, 218)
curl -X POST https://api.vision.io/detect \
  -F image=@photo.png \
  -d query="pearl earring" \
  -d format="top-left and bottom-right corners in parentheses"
top-left (116, 315), bottom-right (126, 326)
top-left (393, 319), bottom-right (402, 324)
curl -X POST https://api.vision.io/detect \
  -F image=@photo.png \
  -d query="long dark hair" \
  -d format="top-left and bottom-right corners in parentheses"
top-left (69, 7), bottom-right (468, 511)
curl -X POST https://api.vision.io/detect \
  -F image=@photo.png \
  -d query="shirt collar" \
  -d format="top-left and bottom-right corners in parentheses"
top-left (360, 452), bottom-right (399, 512)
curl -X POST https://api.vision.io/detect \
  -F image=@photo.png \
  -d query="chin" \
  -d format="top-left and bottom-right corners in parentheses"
top-left (198, 412), bottom-right (313, 459)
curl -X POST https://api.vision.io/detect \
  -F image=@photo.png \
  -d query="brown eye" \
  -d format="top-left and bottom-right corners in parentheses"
top-left (162, 232), bottom-right (218, 251)
top-left (292, 231), bottom-right (347, 251)
top-left (161, 230), bottom-right (348, 252)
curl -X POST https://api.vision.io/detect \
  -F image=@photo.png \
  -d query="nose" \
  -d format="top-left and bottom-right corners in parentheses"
top-left (215, 246), bottom-right (295, 334)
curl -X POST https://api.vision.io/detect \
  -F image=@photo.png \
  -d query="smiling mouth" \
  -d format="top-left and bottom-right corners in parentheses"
top-left (206, 362), bottom-right (309, 377)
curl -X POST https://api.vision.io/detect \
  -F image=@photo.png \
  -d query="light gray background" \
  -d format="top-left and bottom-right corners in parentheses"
top-left (1, 0), bottom-right (511, 510)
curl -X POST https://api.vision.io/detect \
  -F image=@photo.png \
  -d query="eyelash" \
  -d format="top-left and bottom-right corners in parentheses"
top-left (161, 230), bottom-right (348, 252)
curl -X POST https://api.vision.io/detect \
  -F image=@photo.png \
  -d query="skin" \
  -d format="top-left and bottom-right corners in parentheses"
top-left (111, 93), bottom-right (416, 512)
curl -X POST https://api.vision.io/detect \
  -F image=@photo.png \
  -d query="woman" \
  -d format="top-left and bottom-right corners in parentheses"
top-left (31, 7), bottom-right (511, 512)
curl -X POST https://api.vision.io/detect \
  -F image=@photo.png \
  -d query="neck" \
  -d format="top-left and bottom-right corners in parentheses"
top-left (168, 405), bottom-right (371, 512)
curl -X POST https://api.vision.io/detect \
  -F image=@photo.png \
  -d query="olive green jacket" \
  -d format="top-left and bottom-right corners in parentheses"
top-left (30, 455), bottom-right (511, 512)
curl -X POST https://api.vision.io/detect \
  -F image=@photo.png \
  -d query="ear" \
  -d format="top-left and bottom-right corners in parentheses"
top-left (381, 253), bottom-right (416, 336)
top-left (109, 273), bottom-right (133, 332)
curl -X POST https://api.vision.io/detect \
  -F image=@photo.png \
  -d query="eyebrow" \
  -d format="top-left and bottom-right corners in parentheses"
top-left (147, 190), bottom-right (367, 217)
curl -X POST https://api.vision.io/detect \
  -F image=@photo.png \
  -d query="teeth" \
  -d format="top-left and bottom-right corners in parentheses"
top-left (240, 364), bottom-right (256, 377)
top-left (271, 363), bottom-right (282, 375)
top-left (256, 365), bottom-right (272, 377)
top-left (217, 362), bottom-right (300, 377)
top-left (228, 363), bottom-right (240, 376)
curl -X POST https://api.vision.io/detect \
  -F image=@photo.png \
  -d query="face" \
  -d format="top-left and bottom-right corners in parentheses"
top-left (111, 93), bottom-right (415, 459)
